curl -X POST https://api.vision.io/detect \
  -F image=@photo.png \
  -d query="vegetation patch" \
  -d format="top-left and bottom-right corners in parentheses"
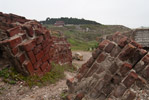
top-left (68, 38), bottom-right (98, 51)
top-left (44, 24), bottom-right (130, 51)
top-left (0, 63), bottom-right (76, 87)
top-left (60, 90), bottom-right (68, 100)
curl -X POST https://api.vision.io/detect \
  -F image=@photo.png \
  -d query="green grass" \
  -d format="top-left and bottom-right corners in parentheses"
top-left (80, 24), bottom-right (101, 30)
top-left (60, 91), bottom-right (68, 99)
top-left (68, 38), bottom-right (98, 51)
top-left (0, 63), bottom-right (76, 87)
top-left (43, 24), bottom-right (130, 51)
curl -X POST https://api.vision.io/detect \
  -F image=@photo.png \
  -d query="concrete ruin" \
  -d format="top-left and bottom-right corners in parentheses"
top-left (0, 12), bottom-right (72, 76)
top-left (66, 32), bottom-right (149, 100)
top-left (124, 29), bottom-right (149, 51)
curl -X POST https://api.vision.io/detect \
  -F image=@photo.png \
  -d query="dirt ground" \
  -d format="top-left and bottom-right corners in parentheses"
top-left (72, 51), bottom-right (92, 68)
top-left (0, 51), bottom-right (91, 100)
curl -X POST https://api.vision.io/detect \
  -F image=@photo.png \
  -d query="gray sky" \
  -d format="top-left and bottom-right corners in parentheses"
top-left (0, 0), bottom-right (149, 28)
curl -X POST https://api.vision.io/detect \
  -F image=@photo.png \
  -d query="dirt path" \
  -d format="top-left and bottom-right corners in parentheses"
top-left (0, 51), bottom-right (92, 100)
top-left (0, 72), bottom-right (75, 100)
top-left (72, 51), bottom-right (92, 68)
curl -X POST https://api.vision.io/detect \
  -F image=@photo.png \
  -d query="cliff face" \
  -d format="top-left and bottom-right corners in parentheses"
top-left (0, 12), bottom-right (72, 76)
top-left (66, 32), bottom-right (149, 100)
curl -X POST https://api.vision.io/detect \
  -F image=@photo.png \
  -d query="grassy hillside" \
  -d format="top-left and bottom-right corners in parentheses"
top-left (44, 24), bottom-right (131, 51)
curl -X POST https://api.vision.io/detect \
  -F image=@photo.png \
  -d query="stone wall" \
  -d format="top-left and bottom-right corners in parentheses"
top-left (0, 12), bottom-right (72, 76)
top-left (66, 32), bottom-right (149, 100)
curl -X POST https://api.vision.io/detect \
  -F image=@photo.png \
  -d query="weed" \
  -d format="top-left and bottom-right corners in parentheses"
top-left (0, 87), bottom-right (5, 91)
top-left (0, 67), bottom-right (20, 84)
top-left (0, 63), bottom-right (76, 87)
top-left (60, 91), bottom-right (68, 99)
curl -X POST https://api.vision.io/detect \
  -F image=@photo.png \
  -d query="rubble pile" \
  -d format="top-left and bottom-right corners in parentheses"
top-left (66, 32), bottom-right (149, 100)
top-left (0, 12), bottom-right (72, 76)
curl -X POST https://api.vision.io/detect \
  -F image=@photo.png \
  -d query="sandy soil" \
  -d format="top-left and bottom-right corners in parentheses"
top-left (0, 51), bottom-right (91, 100)
top-left (72, 51), bottom-right (92, 68)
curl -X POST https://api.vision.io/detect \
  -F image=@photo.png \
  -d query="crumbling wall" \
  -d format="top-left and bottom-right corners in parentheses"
top-left (0, 12), bottom-right (72, 76)
top-left (122, 29), bottom-right (149, 51)
top-left (66, 32), bottom-right (149, 100)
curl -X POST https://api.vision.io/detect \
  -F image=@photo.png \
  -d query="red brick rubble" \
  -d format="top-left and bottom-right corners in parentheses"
top-left (0, 12), bottom-right (72, 76)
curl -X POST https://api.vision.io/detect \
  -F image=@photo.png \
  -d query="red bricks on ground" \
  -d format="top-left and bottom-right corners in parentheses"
top-left (0, 12), bottom-right (72, 76)
top-left (109, 62), bottom-right (118, 74)
top-left (66, 32), bottom-right (149, 100)
top-left (34, 68), bottom-right (43, 76)
top-left (11, 47), bottom-right (18, 55)
top-left (134, 54), bottom-right (149, 73)
top-left (114, 85), bottom-right (126, 97)
top-left (35, 50), bottom-right (44, 61)
top-left (40, 61), bottom-right (48, 72)
top-left (112, 74), bottom-right (122, 84)
top-left (142, 54), bottom-right (149, 64)
top-left (136, 77), bottom-right (146, 88)
top-left (112, 32), bottom-right (124, 43)
top-left (1, 12), bottom-right (149, 100)
top-left (43, 31), bottom-right (51, 40)
top-left (143, 66), bottom-right (149, 80)
top-left (36, 35), bottom-right (43, 44)
top-left (22, 25), bottom-right (34, 37)
top-left (96, 65), bottom-right (105, 74)
top-left (33, 60), bottom-right (42, 69)
top-left (21, 33), bottom-right (27, 40)
top-left (129, 49), bottom-right (147, 66)
top-left (33, 44), bottom-right (42, 54)
top-left (104, 42), bottom-right (115, 53)
top-left (78, 63), bottom-right (89, 74)
top-left (75, 93), bottom-right (85, 100)
top-left (118, 36), bottom-right (130, 48)
top-left (23, 60), bottom-right (34, 75)
top-left (42, 40), bottom-right (49, 48)
top-left (120, 63), bottom-right (132, 76)
top-left (27, 51), bottom-right (36, 64)
top-left (85, 63), bottom-right (98, 77)
top-left (42, 54), bottom-right (49, 62)
top-left (97, 53), bottom-right (107, 63)
top-left (86, 57), bottom-right (95, 68)
top-left (110, 46), bottom-right (121, 57)
top-left (45, 64), bottom-right (52, 73)
top-left (8, 36), bottom-right (22, 48)
top-left (20, 39), bottom-right (36, 51)
top-left (125, 91), bottom-right (136, 100)
top-left (17, 53), bottom-right (26, 64)
top-left (43, 44), bottom-right (50, 54)
top-left (35, 29), bottom-right (43, 36)
top-left (102, 84), bottom-right (114, 96)
top-left (92, 48), bottom-right (101, 59)
top-left (98, 40), bottom-right (110, 50)
top-left (94, 79), bottom-right (105, 92)
top-left (119, 44), bottom-right (136, 61)
top-left (130, 41), bottom-right (142, 49)
top-left (7, 26), bottom-right (22, 37)
top-left (123, 71), bottom-right (138, 88)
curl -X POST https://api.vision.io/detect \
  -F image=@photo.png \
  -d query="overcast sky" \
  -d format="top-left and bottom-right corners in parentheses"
top-left (0, 0), bottom-right (149, 28)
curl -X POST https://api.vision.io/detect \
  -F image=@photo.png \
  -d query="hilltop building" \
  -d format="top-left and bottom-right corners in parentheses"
top-left (54, 21), bottom-right (65, 27)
